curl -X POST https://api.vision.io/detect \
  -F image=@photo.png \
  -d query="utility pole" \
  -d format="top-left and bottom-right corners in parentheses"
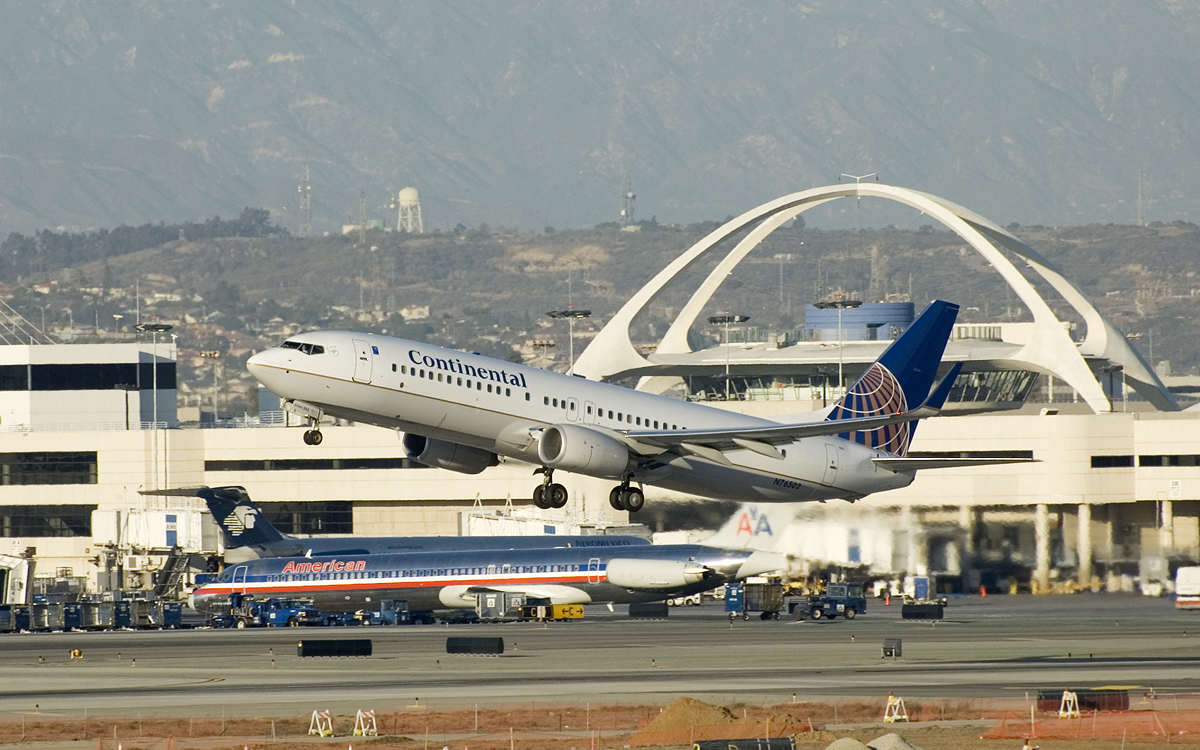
top-left (298, 154), bottom-right (312, 237)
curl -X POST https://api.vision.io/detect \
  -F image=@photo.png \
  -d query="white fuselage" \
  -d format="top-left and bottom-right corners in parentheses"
top-left (247, 332), bottom-right (915, 503)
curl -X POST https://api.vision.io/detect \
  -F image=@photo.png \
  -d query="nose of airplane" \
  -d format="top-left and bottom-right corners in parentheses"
top-left (246, 348), bottom-right (281, 382)
top-left (735, 550), bottom-right (788, 579)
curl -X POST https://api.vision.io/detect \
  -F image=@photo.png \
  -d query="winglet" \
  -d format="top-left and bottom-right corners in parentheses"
top-left (923, 362), bottom-right (963, 411)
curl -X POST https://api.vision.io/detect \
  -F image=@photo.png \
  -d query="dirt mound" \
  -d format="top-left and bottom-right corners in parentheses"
top-left (867, 733), bottom-right (927, 750)
top-left (825, 739), bottom-right (872, 750)
top-left (643, 697), bottom-right (736, 732)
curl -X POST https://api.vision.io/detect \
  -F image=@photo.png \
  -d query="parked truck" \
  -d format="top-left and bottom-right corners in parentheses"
top-left (790, 583), bottom-right (868, 621)
top-left (217, 594), bottom-right (323, 628)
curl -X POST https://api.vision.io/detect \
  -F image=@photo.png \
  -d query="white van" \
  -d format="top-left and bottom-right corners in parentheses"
top-left (1175, 566), bottom-right (1200, 609)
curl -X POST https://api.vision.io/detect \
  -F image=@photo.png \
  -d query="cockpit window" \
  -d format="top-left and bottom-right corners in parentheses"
top-left (280, 341), bottom-right (324, 355)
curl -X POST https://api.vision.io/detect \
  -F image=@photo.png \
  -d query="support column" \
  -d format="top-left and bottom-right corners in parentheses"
top-left (1034, 504), bottom-right (1051, 593)
top-left (1161, 500), bottom-right (1175, 555)
top-left (1077, 503), bottom-right (1092, 589)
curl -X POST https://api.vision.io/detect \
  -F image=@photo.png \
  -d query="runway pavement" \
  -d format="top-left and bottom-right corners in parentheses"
top-left (2, 594), bottom-right (1199, 717)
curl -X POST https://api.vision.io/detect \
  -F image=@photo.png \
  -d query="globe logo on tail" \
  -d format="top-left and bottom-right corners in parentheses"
top-left (828, 363), bottom-right (912, 455)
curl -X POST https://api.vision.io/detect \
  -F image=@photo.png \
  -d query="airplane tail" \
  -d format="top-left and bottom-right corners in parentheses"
top-left (196, 486), bottom-right (289, 549)
top-left (701, 502), bottom-right (796, 552)
top-left (825, 300), bottom-right (959, 456)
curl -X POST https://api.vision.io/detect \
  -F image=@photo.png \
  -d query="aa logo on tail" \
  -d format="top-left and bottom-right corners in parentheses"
top-left (223, 506), bottom-right (258, 536)
top-left (736, 507), bottom-right (775, 538)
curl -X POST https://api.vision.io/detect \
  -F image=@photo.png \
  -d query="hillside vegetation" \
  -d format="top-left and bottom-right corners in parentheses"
top-left (3, 217), bottom-right (1199, 412)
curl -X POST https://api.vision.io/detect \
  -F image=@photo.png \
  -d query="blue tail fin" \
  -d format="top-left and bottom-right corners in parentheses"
top-left (198, 486), bottom-right (290, 549)
top-left (826, 300), bottom-right (959, 455)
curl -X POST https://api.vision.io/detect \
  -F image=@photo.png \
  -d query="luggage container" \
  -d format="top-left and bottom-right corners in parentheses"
top-left (62, 602), bottom-right (84, 630)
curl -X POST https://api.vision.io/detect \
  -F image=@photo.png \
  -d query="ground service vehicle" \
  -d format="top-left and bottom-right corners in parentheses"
top-left (218, 594), bottom-right (323, 628)
top-left (725, 579), bottom-right (786, 620)
top-left (1176, 566), bottom-right (1200, 609)
top-left (791, 583), bottom-right (868, 621)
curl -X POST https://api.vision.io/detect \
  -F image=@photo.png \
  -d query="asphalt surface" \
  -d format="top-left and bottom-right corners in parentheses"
top-left (3, 594), bottom-right (1199, 717)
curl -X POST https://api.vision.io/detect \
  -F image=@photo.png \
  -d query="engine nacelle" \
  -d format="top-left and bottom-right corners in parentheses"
top-left (536, 424), bottom-right (631, 479)
top-left (401, 433), bottom-right (498, 474)
top-left (605, 558), bottom-right (709, 590)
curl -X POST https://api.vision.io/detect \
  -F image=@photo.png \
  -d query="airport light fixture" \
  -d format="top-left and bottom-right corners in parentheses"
top-left (546, 308), bottom-right (590, 375)
top-left (530, 339), bottom-right (556, 368)
top-left (814, 298), bottom-right (862, 393)
top-left (708, 313), bottom-right (751, 400)
top-left (200, 350), bottom-right (221, 414)
top-left (136, 322), bottom-right (173, 489)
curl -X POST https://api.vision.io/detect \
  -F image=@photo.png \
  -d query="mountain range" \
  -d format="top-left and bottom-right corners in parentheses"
top-left (2, 1), bottom-right (1199, 237)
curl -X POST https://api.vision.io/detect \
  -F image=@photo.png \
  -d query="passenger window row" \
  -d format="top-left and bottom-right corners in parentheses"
top-left (543, 396), bottom-right (682, 430)
top-left (391, 363), bottom-right (525, 399)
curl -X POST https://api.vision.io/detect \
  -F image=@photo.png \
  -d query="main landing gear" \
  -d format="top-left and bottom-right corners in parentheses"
top-left (608, 477), bottom-right (644, 513)
top-left (533, 467), bottom-right (568, 509)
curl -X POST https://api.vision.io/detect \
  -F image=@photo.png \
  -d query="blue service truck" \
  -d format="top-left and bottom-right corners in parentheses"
top-left (218, 594), bottom-right (324, 628)
top-left (790, 583), bottom-right (868, 620)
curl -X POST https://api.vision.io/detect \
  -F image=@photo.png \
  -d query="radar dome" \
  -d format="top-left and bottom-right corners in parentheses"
top-left (398, 187), bottom-right (420, 207)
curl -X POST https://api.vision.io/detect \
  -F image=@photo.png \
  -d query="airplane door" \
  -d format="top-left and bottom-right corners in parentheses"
top-left (587, 558), bottom-right (601, 584)
top-left (352, 339), bottom-right (374, 383)
top-left (584, 402), bottom-right (598, 424)
top-left (823, 444), bottom-right (839, 486)
top-left (566, 398), bottom-right (579, 422)
top-left (232, 565), bottom-right (248, 594)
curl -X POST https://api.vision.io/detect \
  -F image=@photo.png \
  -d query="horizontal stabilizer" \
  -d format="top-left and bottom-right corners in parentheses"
top-left (873, 456), bottom-right (1037, 472)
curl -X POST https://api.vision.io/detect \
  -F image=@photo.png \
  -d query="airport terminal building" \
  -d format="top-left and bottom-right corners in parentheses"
top-left (3, 182), bottom-right (1199, 598)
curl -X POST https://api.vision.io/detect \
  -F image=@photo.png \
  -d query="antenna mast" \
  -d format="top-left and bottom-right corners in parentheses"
top-left (298, 154), bottom-right (312, 237)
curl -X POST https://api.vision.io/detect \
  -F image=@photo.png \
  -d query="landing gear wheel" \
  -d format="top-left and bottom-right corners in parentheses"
top-left (546, 483), bottom-right (569, 508)
top-left (624, 488), bottom-right (645, 512)
top-left (533, 485), bottom-right (550, 509)
top-left (303, 429), bottom-right (323, 446)
top-left (609, 487), bottom-right (626, 511)
top-left (844, 608), bottom-right (856, 620)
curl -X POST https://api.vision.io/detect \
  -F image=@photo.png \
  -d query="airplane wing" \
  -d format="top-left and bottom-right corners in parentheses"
top-left (615, 406), bottom-right (940, 462)
top-left (873, 456), bottom-right (1036, 471)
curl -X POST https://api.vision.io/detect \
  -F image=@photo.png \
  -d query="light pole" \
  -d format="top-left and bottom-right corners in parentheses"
top-left (112, 314), bottom-right (123, 337)
top-left (546, 308), bottom-right (590, 375)
top-left (137, 322), bottom-right (173, 489)
top-left (200, 350), bottom-right (221, 415)
top-left (708, 313), bottom-right (751, 400)
top-left (814, 297), bottom-right (862, 394)
top-left (530, 340), bottom-right (555, 368)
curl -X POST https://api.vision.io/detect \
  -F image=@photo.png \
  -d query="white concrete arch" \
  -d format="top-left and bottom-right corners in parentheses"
top-left (572, 183), bottom-right (1176, 413)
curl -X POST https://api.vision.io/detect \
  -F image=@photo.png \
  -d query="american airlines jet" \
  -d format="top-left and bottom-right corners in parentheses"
top-left (247, 300), bottom-right (999, 512)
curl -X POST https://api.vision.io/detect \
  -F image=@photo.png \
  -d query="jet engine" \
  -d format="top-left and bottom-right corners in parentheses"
top-left (401, 434), bottom-right (498, 474)
top-left (605, 558), bottom-right (709, 590)
top-left (536, 424), bottom-right (631, 479)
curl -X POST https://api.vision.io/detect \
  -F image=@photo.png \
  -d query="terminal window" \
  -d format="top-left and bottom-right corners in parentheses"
top-left (0, 363), bottom-right (175, 391)
top-left (0, 504), bottom-right (96, 537)
top-left (257, 501), bottom-right (353, 535)
top-left (1091, 455), bottom-right (1134, 468)
top-left (0, 452), bottom-right (98, 485)
top-left (205, 457), bottom-right (427, 471)
top-left (1140, 455), bottom-right (1200, 467)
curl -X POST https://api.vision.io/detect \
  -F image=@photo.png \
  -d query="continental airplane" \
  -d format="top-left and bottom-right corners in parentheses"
top-left (247, 300), bottom-right (1009, 512)
top-left (188, 541), bottom-right (786, 616)
top-left (145, 485), bottom-right (650, 561)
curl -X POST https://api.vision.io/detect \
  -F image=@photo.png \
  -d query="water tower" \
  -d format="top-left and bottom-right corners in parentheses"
top-left (396, 187), bottom-right (423, 233)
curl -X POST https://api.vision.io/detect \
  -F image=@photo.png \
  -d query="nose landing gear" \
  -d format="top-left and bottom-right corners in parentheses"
top-left (301, 416), bottom-right (323, 445)
top-left (533, 467), bottom-right (568, 509)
